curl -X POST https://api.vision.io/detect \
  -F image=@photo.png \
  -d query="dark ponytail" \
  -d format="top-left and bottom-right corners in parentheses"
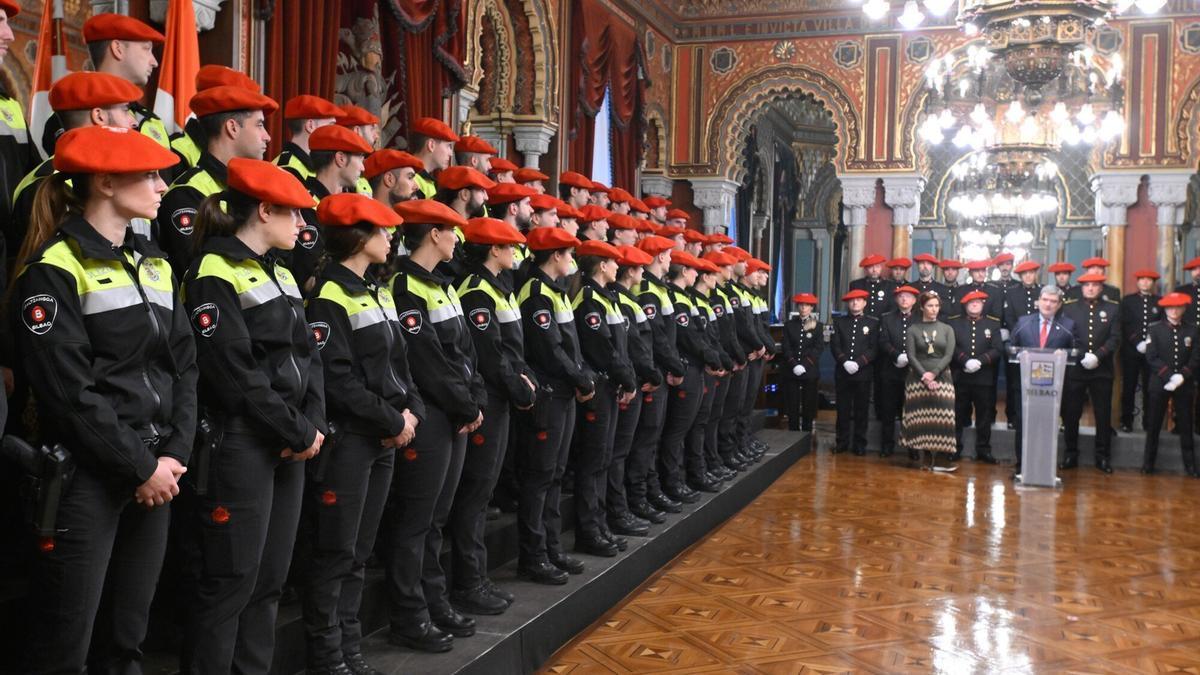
top-left (15, 173), bottom-right (88, 276)
top-left (192, 188), bottom-right (260, 254)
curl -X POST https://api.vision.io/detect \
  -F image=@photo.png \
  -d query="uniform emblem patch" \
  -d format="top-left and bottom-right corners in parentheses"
top-left (642, 304), bottom-right (657, 320)
top-left (470, 308), bottom-right (491, 331)
top-left (399, 310), bottom-right (422, 334)
top-left (309, 321), bottom-right (330, 350)
top-left (172, 208), bottom-right (196, 235)
top-left (533, 309), bottom-right (551, 330)
top-left (863, 325), bottom-right (870, 335)
top-left (984, 329), bottom-right (991, 339)
top-left (298, 224), bottom-right (319, 250)
top-left (190, 303), bottom-right (219, 338)
top-left (585, 312), bottom-right (601, 330)
top-left (676, 313), bottom-right (689, 327)
top-left (142, 264), bottom-right (161, 283)
top-left (714, 305), bottom-right (725, 317)
top-left (22, 295), bottom-right (57, 335)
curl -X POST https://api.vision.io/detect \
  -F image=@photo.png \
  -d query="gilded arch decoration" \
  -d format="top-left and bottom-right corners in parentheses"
top-left (643, 103), bottom-right (668, 171)
top-left (464, 0), bottom-right (558, 124)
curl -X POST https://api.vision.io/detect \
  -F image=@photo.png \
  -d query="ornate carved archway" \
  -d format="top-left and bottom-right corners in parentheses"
top-left (464, 0), bottom-right (558, 124)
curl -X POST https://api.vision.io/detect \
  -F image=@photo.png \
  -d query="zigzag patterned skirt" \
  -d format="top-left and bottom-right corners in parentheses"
top-left (901, 370), bottom-right (957, 454)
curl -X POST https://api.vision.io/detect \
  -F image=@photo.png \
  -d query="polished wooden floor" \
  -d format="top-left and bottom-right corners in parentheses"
top-left (541, 431), bottom-right (1200, 674)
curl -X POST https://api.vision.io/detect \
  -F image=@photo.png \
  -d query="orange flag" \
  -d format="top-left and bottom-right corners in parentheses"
top-left (29, 0), bottom-right (68, 160)
top-left (153, 0), bottom-right (200, 136)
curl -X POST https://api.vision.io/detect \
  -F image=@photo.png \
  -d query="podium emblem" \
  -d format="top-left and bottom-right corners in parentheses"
top-left (1030, 362), bottom-right (1054, 386)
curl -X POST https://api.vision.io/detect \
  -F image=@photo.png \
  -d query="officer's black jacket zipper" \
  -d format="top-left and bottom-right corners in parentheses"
top-left (365, 280), bottom-right (407, 396)
top-left (264, 257), bottom-right (305, 392)
top-left (120, 252), bottom-right (162, 438)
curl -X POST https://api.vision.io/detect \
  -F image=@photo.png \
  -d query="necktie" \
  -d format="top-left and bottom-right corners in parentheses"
top-left (1039, 318), bottom-right (1049, 348)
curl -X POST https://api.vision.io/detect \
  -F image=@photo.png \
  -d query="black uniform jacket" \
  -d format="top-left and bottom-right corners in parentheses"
top-left (831, 313), bottom-right (879, 381)
top-left (519, 266), bottom-right (595, 396)
top-left (848, 276), bottom-right (894, 317)
top-left (1004, 283), bottom-right (1040, 331)
top-left (878, 310), bottom-right (916, 380)
top-left (782, 316), bottom-right (824, 382)
top-left (458, 266), bottom-right (537, 407)
top-left (612, 282), bottom-right (663, 388)
top-left (1120, 292), bottom-right (1161, 351)
top-left (638, 272), bottom-right (686, 378)
top-left (949, 314), bottom-right (1005, 384)
top-left (1061, 297), bottom-right (1121, 378)
top-left (1145, 320), bottom-right (1200, 383)
top-left (574, 276), bottom-right (636, 392)
top-left (668, 283), bottom-right (722, 370)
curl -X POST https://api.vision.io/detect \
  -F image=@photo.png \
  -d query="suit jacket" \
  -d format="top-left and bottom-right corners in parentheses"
top-left (782, 317), bottom-right (824, 382)
top-left (831, 313), bottom-right (879, 381)
top-left (1061, 298), bottom-right (1120, 378)
top-left (878, 310), bottom-right (916, 381)
top-left (1011, 312), bottom-right (1075, 350)
top-left (949, 314), bottom-right (1005, 384)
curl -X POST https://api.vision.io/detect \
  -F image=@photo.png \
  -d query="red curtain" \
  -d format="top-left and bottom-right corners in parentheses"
top-left (378, 0), bottom-right (467, 148)
top-left (566, 0), bottom-right (647, 189)
top-left (265, 0), bottom-right (344, 158)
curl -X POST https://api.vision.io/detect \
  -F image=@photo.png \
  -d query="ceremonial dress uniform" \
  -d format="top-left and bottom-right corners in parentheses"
top-left (1143, 300), bottom-right (1200, 476)
top-left (949, 311), bottom-right (1004, 461)
top-left (1060, 291), bottom-right (1120, 472)
top-left (832, 308), bottom-right (879, 455)
top-left (1119, 289), bottom-right (1161, 430)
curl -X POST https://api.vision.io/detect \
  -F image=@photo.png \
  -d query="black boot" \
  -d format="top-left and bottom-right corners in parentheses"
top-left (1141, 447), bottom-right (1157, 475)
top-left (1184, 450), bottom-right (1200, 478)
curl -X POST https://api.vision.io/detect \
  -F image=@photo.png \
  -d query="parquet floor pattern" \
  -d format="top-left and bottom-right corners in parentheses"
top-left (541, 435), bottom-right (1200, 674)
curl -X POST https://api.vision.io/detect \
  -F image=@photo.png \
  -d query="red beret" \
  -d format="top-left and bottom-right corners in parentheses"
top-left (454, 135), bottom-right (497, 155)
top-left (939, 259), bottom-right (963, 269)
top-left (486, 182), bottom-right (536, 204)
top-left (637, 235), bottom-right (676, 257)
top-left (913, 253), bottom-right (939, 264)
top-left (658, 225), bottom-right (686, 237)
top-left (195, 65), bottom-right (260, 93)
top-left (559, 171), bottom-right (595, 190)
top-left (607, 213), bottom-right (639, 230)
top-left (1077, 273), bottom-right (1107, 283)
top-left (683, 229), bottom-right (708, 244)
top-left (643, 196), bottom-right (671, 209)
top-left (226, 158), bottom-right (315, 208)
top-left (529, 193), bottom-right (562, 212)
top-left (725, 246), bottom-right (752, 262)
top-left (992, 252), bottom-right (1015, 264)
top-left (590, 180), bottom-right (610, 194)
top-left (708, 232), bottom-right (735, 245)
top-left (633, 218), bottom-right (656, 233)
top-left (437, 166), bottom-right (496, 191)
top-left (488, 156), bottom-right (519, 174)
top-left (859, 254), bottom-right (887, 267)
top-left (335, 104), bottom-right (379, 127)
top-left (1048, 262), bottom-right (1076, 273)
top-left (1014, 261), bottom-right (1040, 273)
top-left (394, 199), bottom-right (469, 229)
top-left (842, 289), bottom-right (869, 301)
top-left (577, 240), bottom-right (622, 260)
top-left (1184, 257), bottom-right (1200, 271)
top-left (628, 198), bottom-right (650, 214)
top-left (965, 259), bottom-right (991, 271)
top-left (608, 187), bottom-right (634, 204)
top-left (702, 250), bottom-right (737, 267)
top-left (1159, 292), bottom-right (1191, 308)
top-left (792, 293), bottom-right (818, 305)
top-left (515, 167), bottom-right (550, 184)
top-left (1133, 269), bottom-right (1160, 280)
top-left (49, 72), bottom-right (142, 111)
top-left (363, 150), bottom-right (423, 179)
top-left (0, 1), bottom-right (19, 17)
top-left (53, 125), bottom-right (179, 174)
top-left (526, 226), bottom-right (581, 251)
top-left (308, 124), bottom-right (373, 154)
top-left (665, 208), bottom-right (691, 222)
top-left (960, 290), bottom-right (989, 304)
top-left (410, 117), bottom-right (459, 142)
top-left (577, 205), bottom-right (611, 223)
top-left (557, 203), bottom-right (583, 220)
top-left (463, 217), bottom-right (525, 246)
top-left (1081, 257), bottom-right (1110, 268)
top-left (894, 285), bottom-right (919, 296)
top-left (746, 258), bottom-right (771, 273)
top-left (617, 245), bottom-right (653, 266)
top-left (283, 95), bottom-right (343, 120)
top-left (84, 14), bottom-right (164, 43)
top-left (317, 193), bottom-right (402, 228)
top-left (670, 250), bottom-right (707, 270)
top-left (886, 257), bottom-right (911, 268)
top-left (190, 86), bottom-right (278, 117)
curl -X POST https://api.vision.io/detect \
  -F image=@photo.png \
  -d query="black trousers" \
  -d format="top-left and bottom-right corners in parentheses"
top-left (783, 375), bottom-right (819, 431)
top-left (719, 367), bottom-right (749, 457)
top-left (516, 393), bottom-right (576, 564)
top-left (384, 406), bottom-right (455, 628)
top-left (878, 373), bottom-right (906, 453)
top-left (420, 422), bottom-right (467, 617)
top-left (627, 385), bottom-right (668, 503)
top-left (1061, 374), bottom-right (1114, 461)
top-left (735, 360), bottom-right (764, 449)
top-left (659, 364), bottom-right (704, 491)
top-left (301, 434), bottom-right (394, 668)
top-left (27, 463), bottom-right (168, 675)
top-left (1120, 349), bottom-right (1151, 429)
top-left (954, 380), bottom-right (996, 458)
top-left (449, 392), bottom-right (510, 592)
top-left (1005, 363), bottom-right (1020, 425)
top-left (705, 375), bottom-right (731, 467)
top-left (835, 373), bottom-right (871, 452)
top-left (574, 379), bottom-right (618, 536)
top-left (608, 391), bottom-right (643, 518)
top-left (186, 431), bottom-right (305, 675)
top-left (1145, 378), bottom-right (1196, 465)
top-left (685, 372), bottom-right (720, 483)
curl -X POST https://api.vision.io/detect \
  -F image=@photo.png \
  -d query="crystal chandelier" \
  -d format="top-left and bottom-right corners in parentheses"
top-left (858, 0), bottom-right (1163, 32)
top-left (946, 147), bottom-right (1060, 227)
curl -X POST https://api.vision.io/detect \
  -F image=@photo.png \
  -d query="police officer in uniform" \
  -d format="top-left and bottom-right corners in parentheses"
top-left (877, 285), bottom-right (918, 457)
top-left (686, 257), bottom-right (732, 490)
top-left (954, 260), bottom-right (996, 315)
top-left (487, 156), bottom-right (518, 184)
top-left (300, 194), bottom-right (420, 675)
top-left (832, 289), bottom-right (879, 455)
top-left (16, 126), bottom-right (197, 675)
top-left (157, 86), bottom-right (278, 275)
top-left (0, 0), bottom-right (34, 289)
top-left (386, 200), bottom-right (484, 650)
top-left (849, 254), bottom-right (894, 318)
top-left (912, 253), bottom-right (947, 299)
top-left (1003, 261), bottom-right (1042, 428)
top-left (950, 291), bottom-right (1004, 463)
top-left (181, 158), bottom-right (326, 673)
top-left (720, 250), bottom-right (764, 469)
top-left (986, 252), bottom-right (1018, 311)
top-left (409, 117), bottom-right (459, 200)
top-left (1060, 272), bottom-right (1120, 473)
top-left (1143, 292), bottom-right (1200, 477)
top-left (701, 250), bottom-right (743, 476)
top-left (335, 105), bottom-right (380, 196)
top-left (273, 95), bottom-right (343, 182)
top-left (782, 293), bottom-right (824, 432)
top-left (515, 227), bottom-right (592, 584)
top-left (364, 149), bottom-right (424, 207)
top-left (453, 135), bottom-right (497, 176)
top-left (740, 260), bottom-right (776, 459)
top-left (1119, 270), bottom-right (1161, 432)
top-left (170, 65), bottom-right (263, 170)
top-left (452, 217), bottom-right (535, 615)
top-left (1066, 258), bottom-right (1121, 303)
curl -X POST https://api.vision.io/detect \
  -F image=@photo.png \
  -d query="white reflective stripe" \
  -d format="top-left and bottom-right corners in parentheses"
top-left (428, 304), bottom-right (459, 323)
top-left (0, 119), bottom-right (29, 143)
top-left (607, 312), bottom-right (624, 325)
top-left (349, 307), bottom-right (387, 330)
top-left (690, 307), bottom-right (699, 316)
top-left (143, 287), bottom-right (174, 310)
top-left (661, 302), bottom-right (674, 314)
top-left (131, 218), bottom-right (153, 239)
top-left (279, 280), bottom-right (302, 299)
top-left (81, 285), bottom-right (143, 315)
top-left (632, 310), bottom-right (647, 324)
top-left (554, 309), bottom-right (574, 323)
top-left (382, 304), bottom-right (399, 321)
top-left (495, 307), bottom-right (520, 323)
top-left (239, 282), bottom-right (283, 309)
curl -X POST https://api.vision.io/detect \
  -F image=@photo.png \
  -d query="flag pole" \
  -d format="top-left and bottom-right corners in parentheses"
top-left (50, 0), bottom-right (66, 81)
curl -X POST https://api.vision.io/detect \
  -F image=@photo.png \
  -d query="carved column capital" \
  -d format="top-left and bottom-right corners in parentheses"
top-left (640, 174), bottom-right (673, 199)
top-left (149, 0), bottom-right (227, 31)
top-left (882, 174), bottom-right (925, 228)
top-left (689, 177), bottom-right (740, 234)
top-left (1090, 172), bottom-right (1142, 227)
top-left (1147, 171), bottom-right (1193, 227)
top-left (512, 122), bottom-right (557, 168)
top-left (838, 175), bottom-right (880, 227)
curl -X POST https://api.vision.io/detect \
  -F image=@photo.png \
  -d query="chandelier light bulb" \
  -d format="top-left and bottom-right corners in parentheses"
top-left (863, 0), bottom-right (890, 20)
top-left (1050, 103), bottom-right (1070, 125)
top-left (958, 78), bottom-right (971, 97)
top-left (1116, 0), bottom-right (1135, 11)
top-left (1081, 125), bottom-right (1098, 144)
top-left (1061, 124), bottom-right (1082, 145)
top-left (1076, 103), bottom-right (1096, 125)
top-left (1019, 115), bottom-right (1040, 142)
top-left (938, 108), bottom-right (957, 129)
top-left (920, 117), bottom-right (946, 144)
top-left (964, 22), bottom-right (979, 35)
top-left (1005, 101), bottom-right (1026, 124)
top-left (970, 103), bottom-right (989, 126)
top-left (1136, 0), bottom-right (1166, 12)
top-left (1100, 110), bottom-right (1124, 141)
top-left (953, 126), bottom-right (975, 148)
top-left (1106, 53), bottom-right (1124, 85)
top-left (898, 0), bottom-right (925, 29)
top-left (924, 0), bottom-right (954, 16)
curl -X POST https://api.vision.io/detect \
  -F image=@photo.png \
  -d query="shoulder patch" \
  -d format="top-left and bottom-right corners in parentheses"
top-left (676, 313), bottom-right (690, 327)
top-left (532, 308), bottom-right (551, 330)
top-left (470, 307), bottom-right (491, 331)
top-left (298, 223), bottom-right (320, 250)
top-left (172, 207), bottom-right (196, 235)
top-left (309, 321), bottom-right (330, 350)
top-left (585, 311), bottom-right (601, 330)
top-left (642, 304), bottom-right (657, 320)
top-left (190, 302), bottom-right (219, 337)
top-left (714, 304), bottom-right (725, 317)
top-left (22, 294), bottom-right (57, 335)
top-left (399, 309), bottom-right (422, 334)
top-left (730, 296), bottom-right (741, 307)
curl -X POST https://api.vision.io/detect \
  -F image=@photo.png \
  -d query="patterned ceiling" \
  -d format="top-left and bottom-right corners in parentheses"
top-left (650, 0), bottom-right (848, 19)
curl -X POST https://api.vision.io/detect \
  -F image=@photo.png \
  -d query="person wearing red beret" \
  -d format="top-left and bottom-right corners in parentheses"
top-left (886, 257), bottom-right (911, 284)
top-left (487, 156), bottom-right (519, 184)
top-left (385, 199), bottom-right (484, 651)
top-left (300, 194), bottom-right (417, 675)
top-left (782, 294), bottom-right (824, 433)
top-left (453, 135), bottom-right (498, 176)
top-left (702, 251), bottom-right (748, 473)
top-left (514, 166), bottom-right (549, 193)
top-left (643, 195), bottom-right (670, 224)
top-left (1000, 261), bottom-right (1044, 428)
top-left (0, 1), bottom-right (33, 272)
top-left (987, 251), bottom-right (1018, 304)
top-left (169, 65), bottom-right (262, 170)
top-left (1066, 258), bottom-right (1121, 304)
top-left (481, 182), bottom-right (535, 286)
top-left (1119, 269), bottom-right (1163, 433)
top-left (13, 125), bottom-right (195, 675)
top-left (718, 252), bottom-right (768, 466)
top-left (449, 218), bottom-right (536, 616)
top-left (848, 254), bottom-right (895, 319)
top-left (178, 158), bottom-right (325, 672)
top-left (606, 187), bottom-right (633, 216)
top-left (949, 290), bottom-right (1005, 464)
top-left (1175, 257), bottom-right (1200, 327)
top-left (588, 180), bottom-right (612, 210)
top-left (737, 260), bottom-right (778, 460)
top-left (157, 85), bottom-right (277, 275)
top-left (409, 117), bottom-right (459, 199)
top-left (336, 105), bottom-right (382, 196)
top-left (364, 149), bottom-right (424, 207)
top-left (1143, 293), bottom-right (1200, 477)
top-left (877, 285), bottom-right (919, 458)
top-left (515, 226), bottom-right (592, 585)
top-left (939, 258), bottom-right (963, 293)
top-left (832, 290), bottom-right (879, 455)
top-left (911, 254), bottom-right (944, 299)
top-left (1060, 273), bottom-right (1121, 473)
top-left (558, 171), bottom-right (594, 210)
top-left (686, 254), bottom-right (736, 491)
top-left (274, 95), bottom-right (343, 183)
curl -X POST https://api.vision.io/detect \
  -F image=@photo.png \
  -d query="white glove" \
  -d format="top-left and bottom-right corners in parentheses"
top-left (843, 360), bottom-right (859, 375)
top-left (1137, 340), bottom-right (1148, 354)
top-left (965, 358), bottom-right (982, 373)
top-left (1166, 373), bottom-right (1184, 391)
top-left (1001, 329), bottom-right (1010, 342)
top-left (792, 364), bottom-right (806, 377)
top-left (895, 353), bottom-right (909, 368)
top-left (1080, 352), bottom-right (1099, 370)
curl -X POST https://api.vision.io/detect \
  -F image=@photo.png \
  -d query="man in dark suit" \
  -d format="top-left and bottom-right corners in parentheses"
top-left (1060, 273), bottom-right (1121, 473)
top-left (877, 285), bottom-right (918, 457)
top-left (1009, 285), bottom-right (1075, 474)
top-left (1119, 270), bottom-right (1162, 432)
top-left (951, 291), bottom-right (1005, 463)
top-left (832, 289), bottom-right (880, 455)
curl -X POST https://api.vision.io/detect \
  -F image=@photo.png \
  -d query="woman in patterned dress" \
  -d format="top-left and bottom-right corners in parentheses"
top-left (902, 292), bottom-right (958, 471)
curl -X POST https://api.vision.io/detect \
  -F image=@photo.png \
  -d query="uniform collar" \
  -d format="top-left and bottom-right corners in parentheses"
top-left (184, 117), bottom-right (203, 144)
top-left (397, 255), bottom-right (450, 287)
top-left (582, 275), bottom-right (614, 299)
top-left (59, 215), bottom-right (161, 261)
top-left (197, 152), bottom-right (229, 185)
top-left (530, 265), bottom-right (568, 294)
top-left (469, 264), bottom-right (513, 295)
top-left (321, 261), bottom-right (373, 292)
top-left (201, 234), bottom-right (272, 263)
top-left (283, 142), bottom-right (313, 170)
top-left (610, 282), bottom-right (637, 301)
top-left (305, 176), bottom-right (331, 200)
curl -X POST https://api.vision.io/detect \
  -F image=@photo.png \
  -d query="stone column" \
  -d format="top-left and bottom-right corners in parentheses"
top-left (641, 174), bottom-right (673, 200)
top-left (470, 122), bottom-right (508, 160)
top-left (512, 122), bottom-right (557, 168)
top-left (456, 88), bottom-right (479, 131)
top-left (689, 177), bottom-right (740, 234)
top-left (839, 175), bottom-right (878, 286)
top-left (1091, 172), bottom-right (1141, 290)
top-left (883, 174), bottom-right (925, 261)
top-left (150, 0), bottom-right (227, 30)
top-left (1148, 171), bottom-right (1192, 287)
top-left (813, 228), bottom-right (831, 320)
